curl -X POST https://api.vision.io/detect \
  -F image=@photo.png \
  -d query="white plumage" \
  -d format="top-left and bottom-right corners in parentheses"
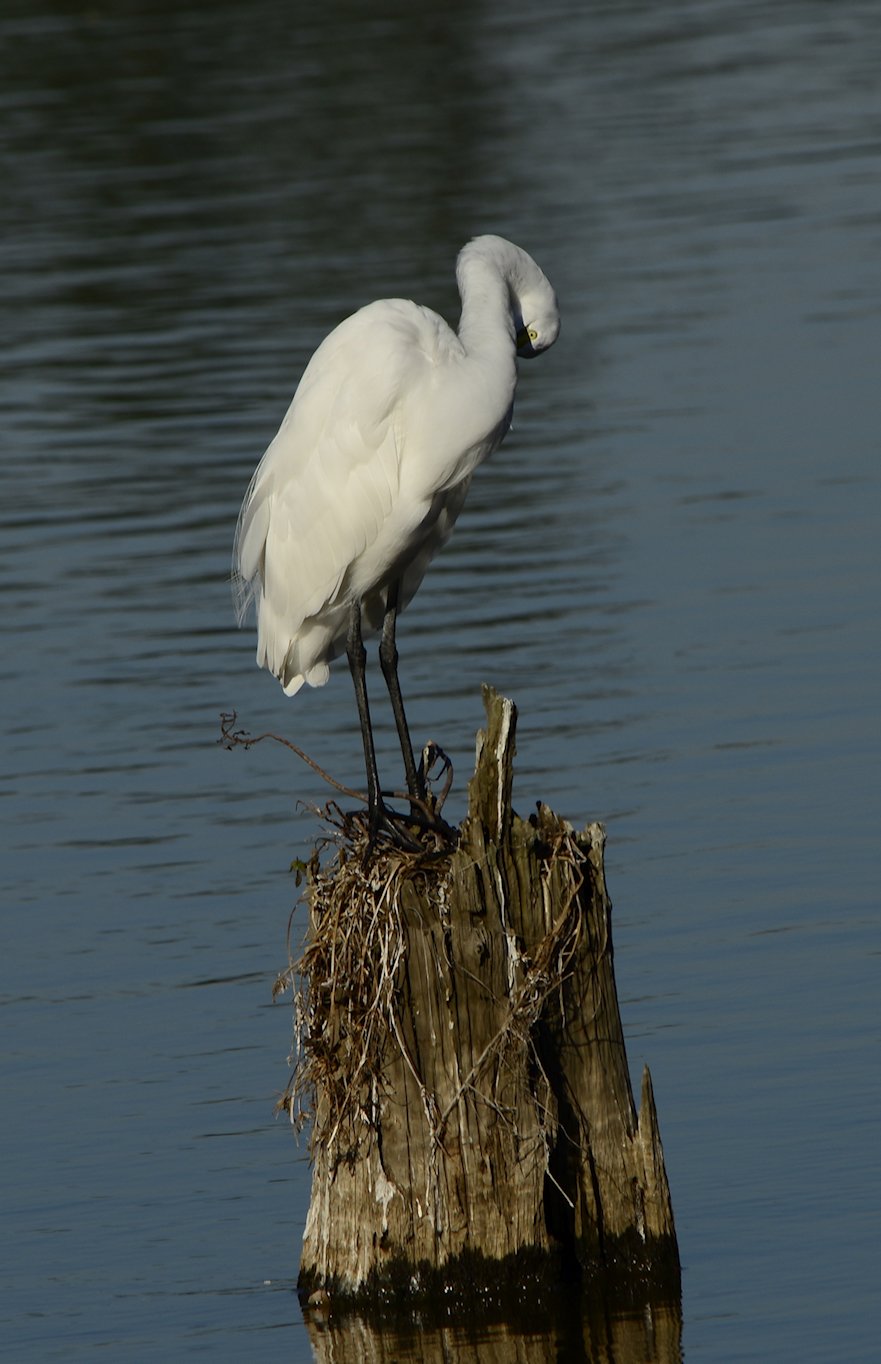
top-left (233, 234), bottom-right (559, 842)
top-left (233, 235), bottom-right (559, 696)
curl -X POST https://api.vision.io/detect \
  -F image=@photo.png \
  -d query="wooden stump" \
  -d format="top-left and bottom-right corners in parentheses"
top-left (292, 686), bottom-right (679, 1311)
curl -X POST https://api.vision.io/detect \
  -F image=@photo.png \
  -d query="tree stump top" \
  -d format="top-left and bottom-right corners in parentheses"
top-left (289, 686), bottom-right (679, 1325)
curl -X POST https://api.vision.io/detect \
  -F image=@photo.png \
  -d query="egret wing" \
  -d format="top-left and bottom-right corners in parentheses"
top-left (233, 301), bottom-right (431, 686)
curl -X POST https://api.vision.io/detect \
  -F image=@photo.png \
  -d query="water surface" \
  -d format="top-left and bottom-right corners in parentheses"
top-left (2, 1), bottom-right (879, 1359)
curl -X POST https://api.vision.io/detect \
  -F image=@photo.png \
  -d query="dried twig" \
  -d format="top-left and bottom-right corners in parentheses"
top-left (219, 710), bottom-right (366, 801)
top-left (219, 711), bottom-right (457, 840)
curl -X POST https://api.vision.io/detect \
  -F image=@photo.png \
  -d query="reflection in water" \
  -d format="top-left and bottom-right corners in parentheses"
top-left (303, 1297), bottom-right (682, 1364)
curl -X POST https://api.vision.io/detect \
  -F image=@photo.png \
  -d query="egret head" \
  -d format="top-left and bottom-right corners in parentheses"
top-left (515, 301), bottom-right (560, 359)
top-left (505, 244), bottom-right (560, 359)
top-left (457, 234), bottom-right (560, 359)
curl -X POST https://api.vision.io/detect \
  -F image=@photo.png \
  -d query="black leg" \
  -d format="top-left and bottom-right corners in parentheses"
top-left (347, 597), bottom-right (421, 854)
top-left (378, 580), bottom-right (425, 806)
top-left (346, 600), bottom-right (383, 829)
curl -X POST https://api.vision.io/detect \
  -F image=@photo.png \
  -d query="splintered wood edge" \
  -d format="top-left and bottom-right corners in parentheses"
top-left (468, 685), bottom-right (518, 843)
top-left (638, 1065), bottom-right (678, 1241)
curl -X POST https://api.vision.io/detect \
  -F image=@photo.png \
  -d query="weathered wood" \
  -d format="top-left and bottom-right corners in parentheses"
top-left (294, 685), bottom-right (679, 1310)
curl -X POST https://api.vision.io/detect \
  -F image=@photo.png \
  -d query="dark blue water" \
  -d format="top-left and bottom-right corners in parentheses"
top-left (2, 2), bottom-right (879, 1359)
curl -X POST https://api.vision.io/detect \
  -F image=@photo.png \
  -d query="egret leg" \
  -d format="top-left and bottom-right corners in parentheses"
top-left (378, 581), bottom-right (425, 806)
top-left (346, 600), bottom-right (383, 823)
top-left (346, 599), bottom-right (421, 853)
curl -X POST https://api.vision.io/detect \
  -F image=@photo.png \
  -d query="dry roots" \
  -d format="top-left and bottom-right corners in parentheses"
top-left (274, 803), bottom-right (592, 1166)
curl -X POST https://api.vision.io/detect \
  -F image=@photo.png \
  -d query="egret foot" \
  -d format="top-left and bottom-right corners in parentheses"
top-left (341, 799), bottom-right (425, 861)
top-left (368, 800), bottom-right (425, 855)
top-left (404, 740), bottom-right (458, 846)
top-left (417, 740), bottom-right (454, 815)
top-left (400, 802), bottom-right (459, 849)
top-left (344, 796), bottom-right (457, 863)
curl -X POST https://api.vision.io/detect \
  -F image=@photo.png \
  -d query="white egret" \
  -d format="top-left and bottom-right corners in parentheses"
top-left (233, 234), bottom-right (560, 845)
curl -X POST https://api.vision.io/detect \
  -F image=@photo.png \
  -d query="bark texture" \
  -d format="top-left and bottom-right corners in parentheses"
top-left (296, 687), bottom-right (679, 1306)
